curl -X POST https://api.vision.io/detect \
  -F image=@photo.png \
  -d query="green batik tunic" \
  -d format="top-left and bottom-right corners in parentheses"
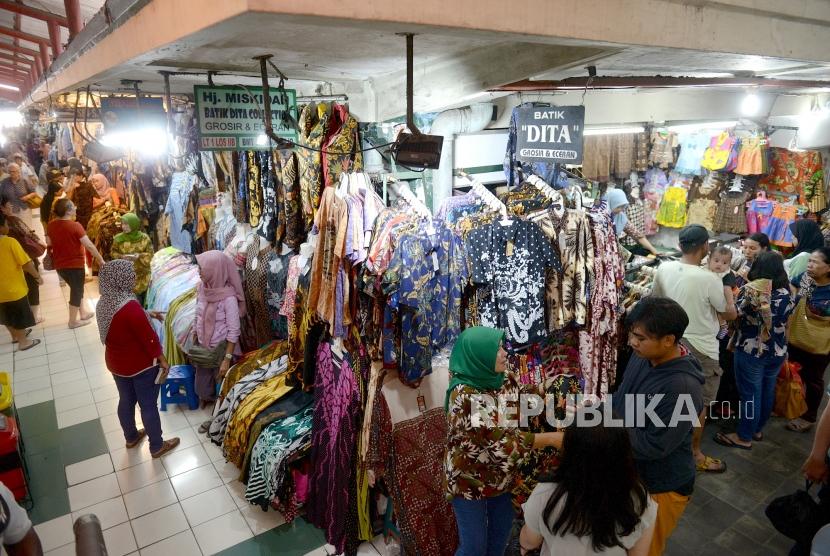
top-left (110, 233), bottom-right (154, 294)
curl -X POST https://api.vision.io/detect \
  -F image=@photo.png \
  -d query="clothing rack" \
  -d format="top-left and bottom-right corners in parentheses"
top-left (457, 171), bottom-right (508, 217)
top-left (388, 179), bottom-right (431, 220)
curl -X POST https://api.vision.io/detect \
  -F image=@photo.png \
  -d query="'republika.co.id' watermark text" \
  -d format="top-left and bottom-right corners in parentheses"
top-left (469, 394), bottom-right (755, 429)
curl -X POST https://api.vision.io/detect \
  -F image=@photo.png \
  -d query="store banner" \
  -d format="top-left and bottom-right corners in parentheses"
top-left (194, 85), bottom-right (299, 151)
top-left (516, 105), bottom-right (584, 165)
top-left (99, 97), bottom-right (166, 132)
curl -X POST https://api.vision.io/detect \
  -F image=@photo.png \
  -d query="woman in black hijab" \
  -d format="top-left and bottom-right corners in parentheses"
top-left (786, 220), bottom-right (825, 279)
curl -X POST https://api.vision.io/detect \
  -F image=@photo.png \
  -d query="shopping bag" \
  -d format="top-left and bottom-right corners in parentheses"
top-left (765, 481), bottom-right (823, 545)
top-left (774, 360), bottom-right (807, 419)
top-left (42, 249), bottom-right (54, 271)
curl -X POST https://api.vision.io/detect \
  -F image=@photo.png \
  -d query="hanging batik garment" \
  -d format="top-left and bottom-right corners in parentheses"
top-left (297, 103), bottom-right (328, 231)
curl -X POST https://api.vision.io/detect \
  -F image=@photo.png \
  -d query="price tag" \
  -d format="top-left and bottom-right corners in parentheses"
top-left (431, 252), bottom-right (440, 272)
top-left (364, 231), bottom-right (372, 249)
top-left (417, 394), bottom-right (427, 413)
top-left (506, 240), bottom-right (514, 257)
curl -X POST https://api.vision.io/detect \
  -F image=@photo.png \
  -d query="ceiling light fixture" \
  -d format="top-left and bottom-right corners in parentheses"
top-left (0, 83), bottom-right (19, 92)
top-left (583, 126), bottom-right (645, 136)
top-left (665, 121), bottom-right (738, 133)
top-left (741, 93), bottom-right (761, 116)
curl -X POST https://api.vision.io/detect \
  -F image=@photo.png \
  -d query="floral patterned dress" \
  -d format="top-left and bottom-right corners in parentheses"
top-left (110, 233), bottom-right (153, 294)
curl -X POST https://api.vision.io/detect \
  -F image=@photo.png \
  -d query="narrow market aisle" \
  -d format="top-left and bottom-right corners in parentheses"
top-left (3, 249), bottom-right (387, 555)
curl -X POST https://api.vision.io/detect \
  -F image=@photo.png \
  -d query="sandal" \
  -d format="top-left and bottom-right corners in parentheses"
top-left (713, 431), bottom-right (751, 450)
top-left (752, 432), bottom-right (763, 442)
top-left (17, 338), bottom-right (41, 351)
top-left (151, 437), bottom-right (181, 459)
top-left (198, 419), bottom-right (212, 434)
top-left (12, 329), bottom-right (33, 343)
top-left (787, 418), bottom-right (815, 433)
top-left (696, 454), bottom-right (728, 473)
top-left (125, 429), bottom-right (147, 449)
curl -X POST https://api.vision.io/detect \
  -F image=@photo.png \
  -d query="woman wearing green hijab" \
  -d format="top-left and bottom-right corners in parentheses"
top-left (444, 326), bottom-right (563, 555)
top-left (110, 213), bottom-right (154, 304)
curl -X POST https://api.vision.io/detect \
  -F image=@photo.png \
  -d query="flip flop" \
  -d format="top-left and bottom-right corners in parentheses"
top-left (696, 454), bottom-right (728, 473)
top-left (787, 418), bottom-right (815, 433)
top-left (713, 431), bottom-right (751, 451)
top-left (18, 338), bottom-right (41, 352)
top-left (12, 329), bottom-right (33, 343)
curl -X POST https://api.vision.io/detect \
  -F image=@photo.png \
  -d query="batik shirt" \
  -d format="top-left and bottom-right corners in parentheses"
top-left (467, 220), bottom-right (561, 344)
top-left (734, 287), bottom-right (795, 357)
top-left (383, 224), bottom-right (467, 383)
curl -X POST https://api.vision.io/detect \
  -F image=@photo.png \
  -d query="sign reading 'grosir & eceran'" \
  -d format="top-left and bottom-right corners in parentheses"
top-left (516, 105), bottom-right (584, 165)
top-left (193, 85), bottom-right (299, 150)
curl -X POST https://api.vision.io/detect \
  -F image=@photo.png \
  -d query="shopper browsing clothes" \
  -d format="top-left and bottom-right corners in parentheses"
top-left (444, 326), bottom-right (563, 556)
top-left (604, 188), bottom-right (660, 257)
top-left (110, 213), bottom-right (153, 306)
top-left (786, 220), bottom-right (825, 280)
top-left (97, 260), bottom-right (180, 458)
top-left (40, 168), bottom-right (65, 227)
top-left (90, 173), bottom-right (119, 207)
top-left (192, 250), bottom-right (245, 412)
top-left (736, 233), bottom-right (771, 285)
top-left (714, 252), bottom-right (795, 449)
top-left (786, 247), bottom-right (830, 434)
top-left (0, 212), bottom-right (42, 351)
top-left (0, 163), bottom-right (37, 229)
top-left (651, 224), bottom-right (736, 474)
top-left (0, 197), bottom-right (45, 324)
top-left (46, 198), bottom-right (105, 328)
top-left (612, 297), bottom-right (704, 556)
top-left (519, 409), bottom-right (657, 555)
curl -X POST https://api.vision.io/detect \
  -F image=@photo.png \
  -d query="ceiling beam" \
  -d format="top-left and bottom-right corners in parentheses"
top-left (0, 72), bottom-right (24, 83)
top-left (0, 25), bottom-right (49, 46)
top-left (39, 42), bottom-right (48, 69)
top-left (0, 51), bottom-right (33, 66)
top-left (0, 1), bottom-right (68, 26)
top-left (493, 76), bottom-right (830, 91)
top-left (0, 41), bottom-right (40, 58)
top-left (0, 63), bottom-right (29, 75)
top-left (48, 20), bottom-right (62, 58)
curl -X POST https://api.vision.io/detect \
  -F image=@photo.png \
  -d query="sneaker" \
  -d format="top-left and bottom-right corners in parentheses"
top-left (151, 437), bottom-right (180, 458)
top-left (125, 429), bottom-right (146, 449)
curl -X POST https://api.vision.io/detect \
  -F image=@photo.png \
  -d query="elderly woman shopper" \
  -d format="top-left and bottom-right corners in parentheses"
top-left (97, 260), bottom-right (179, 458)
top-left (192, 250), bottom-right (245, 409)
top-left (786, 247), bottom-right (830, 433)
top-left (605, 188), bottom-right (659, 257)
top-left (46, 198), bottom-right (105, 328)
top-left (1, 196), bottom-right (45, 324)
top-left (110, 213), bottom-right (153, 305)
top-left (786, 220), bottom-right (824, 279)
top-left (445, 326), bottom-right (563, 556)
top-left (0, 163), bottom-right (37, 228)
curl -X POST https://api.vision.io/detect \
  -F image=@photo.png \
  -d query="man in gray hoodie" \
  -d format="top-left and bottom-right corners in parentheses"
top-left (613, 296), bottom-right (705, 556)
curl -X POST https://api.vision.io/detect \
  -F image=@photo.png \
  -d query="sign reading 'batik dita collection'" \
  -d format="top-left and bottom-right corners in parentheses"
top-left (193, 85), bottom-right (299, 151)
top-left (516, 105), bottom-right (585, 165)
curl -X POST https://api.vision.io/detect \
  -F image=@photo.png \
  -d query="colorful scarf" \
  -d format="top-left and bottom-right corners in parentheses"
top-left (445, 326), bottom-right (505, 410)
top-left (195, 250), bottom-right (246, 345)
top-left (90, 173), bottom-right (112, 199)
top-left (96, 259), bottom-right (138, 343)
top-left (113, 212), bottom-right (143, 244)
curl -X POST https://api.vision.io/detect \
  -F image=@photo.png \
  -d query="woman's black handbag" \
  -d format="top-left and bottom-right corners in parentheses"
top-left (766, 481), bottom-right (827, 545)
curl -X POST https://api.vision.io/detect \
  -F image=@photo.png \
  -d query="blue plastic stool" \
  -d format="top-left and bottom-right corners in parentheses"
top-left (159, 365), bottom-right (199, 411)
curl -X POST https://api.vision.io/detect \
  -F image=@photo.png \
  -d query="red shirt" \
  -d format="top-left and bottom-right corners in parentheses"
top-left (104, 300), bottom-right (163, 377)
top-left (46, 219), bottom-right (86, 270)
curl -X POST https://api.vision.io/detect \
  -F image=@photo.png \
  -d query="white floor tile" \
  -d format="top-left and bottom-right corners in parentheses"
top-left (101, 412), bottom-right (141, 434)
top-left (33, 514), bottom-right (74, 552)
top-left (192, 510), bottom-right (252, 555)
top-left (97, 397), bottom-right (120, 416)
top-left (168, 428), bottom-right (201, 451)
top-left (161, 444), bottom-right (211, 477)
top-left (47, 339), bottom-right (80, 354)
top-left (16, 353), bottom-right (48, 369)
top-left (130, 503), bottom-right (189, 548)
top-left (48, 357), bottom-right (85, 375)
top-left (44, 542), bottom-right (75, 556)
top-left (43, 329), bottom-right (76, 343)
top-left (158, 411), bottom-right (190, 432)
top-left (138, 529), bottom-right (201, 556)
top-left (238, 503), bottom-right (286, 535)
top-left (116, 459), bottom-right (168, 494)
top-left (123, 479), bottom-right (177, 519)
top-left (88, 373), bottom-right (115, 389)
top-left (48, 350), bottom-right (83, 366)
top-left (103, 521), bottom-right (138, 556)
top-left (13, 341), bottom-right (47, 360)
top-left (106, 428), bottom-right (130, 451)
top-left (12, 364), bottom-right (50, 381)
top-left (110, 446), bottom-right (153, 471)
top-left (225, 481), bottom-right (249, 509)
top-left (76, 334), bottom-right (103, 347)
top-left (51, 369), bottom-right (86, 385)
top-left (65, 453), bottom-right (113, 486)
top-left (13, 374), bottom-right (52, 394)
top-left (92, 383), bottom-right (119, 403)
top-left (183, 407), bottom-right (214, 427)
top-left (180, 485), bottom-right (237, 527)
top-left (357, 541), bottom-right (381, 555)
top-left (54, 390), bottom-right (95, 413)
top-left (71, 496), bottom-right (129, 531)
top-left (15, 387), bottom-right (53, 407)
top-left (370, 534), bottom-right (390, 554)
top-left (203, 442), bottom-right (225, 464)
top-left (170, 463), bottom-right (223, 500)
top-left (53, 377), bottom-right (92, 397)
top-left (302, 548), bottom-right (328, 556)
top-left (212, 460), bottom-right (239, 484)
top-left (67, 473), bottom-right (121, 512)
top-left (56, 404), bottom-right (99, 428)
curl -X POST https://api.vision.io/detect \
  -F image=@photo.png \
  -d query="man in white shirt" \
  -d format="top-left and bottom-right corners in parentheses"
top-left (652, 224), bottom-right (737, 474)
top-left (0, 482), bottom-right (43, 555)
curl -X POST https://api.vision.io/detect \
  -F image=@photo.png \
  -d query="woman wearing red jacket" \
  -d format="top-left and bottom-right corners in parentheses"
top-left (96, 259), bottom-right (179, 458)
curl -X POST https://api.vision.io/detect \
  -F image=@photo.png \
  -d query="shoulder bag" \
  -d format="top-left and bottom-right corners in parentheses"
top-left (42, 248), bottom-right (54, 271)
top-left (774, 360), bottom-right (807, 420)
top-left (789, 296), bottom-right (830, 355)
top-left (187, 340), bottom-right (227, 369)
top-left (19, 230), bottom-right (46, 259)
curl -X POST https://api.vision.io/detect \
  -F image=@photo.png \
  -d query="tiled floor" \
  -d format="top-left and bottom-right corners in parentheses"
top-left (4, 216), bottom-right (387, 556)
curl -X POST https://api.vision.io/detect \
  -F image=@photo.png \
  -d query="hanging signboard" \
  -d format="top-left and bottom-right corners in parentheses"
top-left (99, 97), bottom-right (166, 132)
top-left (193, 85), bottom-right (299, 151)
top-left (516, 105), bottom-right (584, 165)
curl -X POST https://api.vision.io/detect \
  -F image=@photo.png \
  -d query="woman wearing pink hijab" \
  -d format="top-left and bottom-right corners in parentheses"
top-left (193, 250), bottom-right (246, 408)
top-left (90, 173), bottom-right (120, 208)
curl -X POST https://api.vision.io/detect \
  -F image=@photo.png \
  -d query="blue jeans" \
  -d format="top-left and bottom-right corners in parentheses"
top-left (113, 369), bottom-right (163, 453)
top-left (734, 350), bottom-right (785, 442)
top-left (451, 493), bottom-right (515, 556)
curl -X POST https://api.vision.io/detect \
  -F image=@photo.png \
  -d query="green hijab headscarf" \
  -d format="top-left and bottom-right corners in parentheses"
top-left (114, 213), bottom-right (143, 244)
top-left (445, 326), bottom-right (506, 410)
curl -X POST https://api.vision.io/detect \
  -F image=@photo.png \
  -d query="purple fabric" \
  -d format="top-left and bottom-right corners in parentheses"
top-left (334, 267), bottom-right (346, 338)
top-left (113, 369), bottom-right (163, 453)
